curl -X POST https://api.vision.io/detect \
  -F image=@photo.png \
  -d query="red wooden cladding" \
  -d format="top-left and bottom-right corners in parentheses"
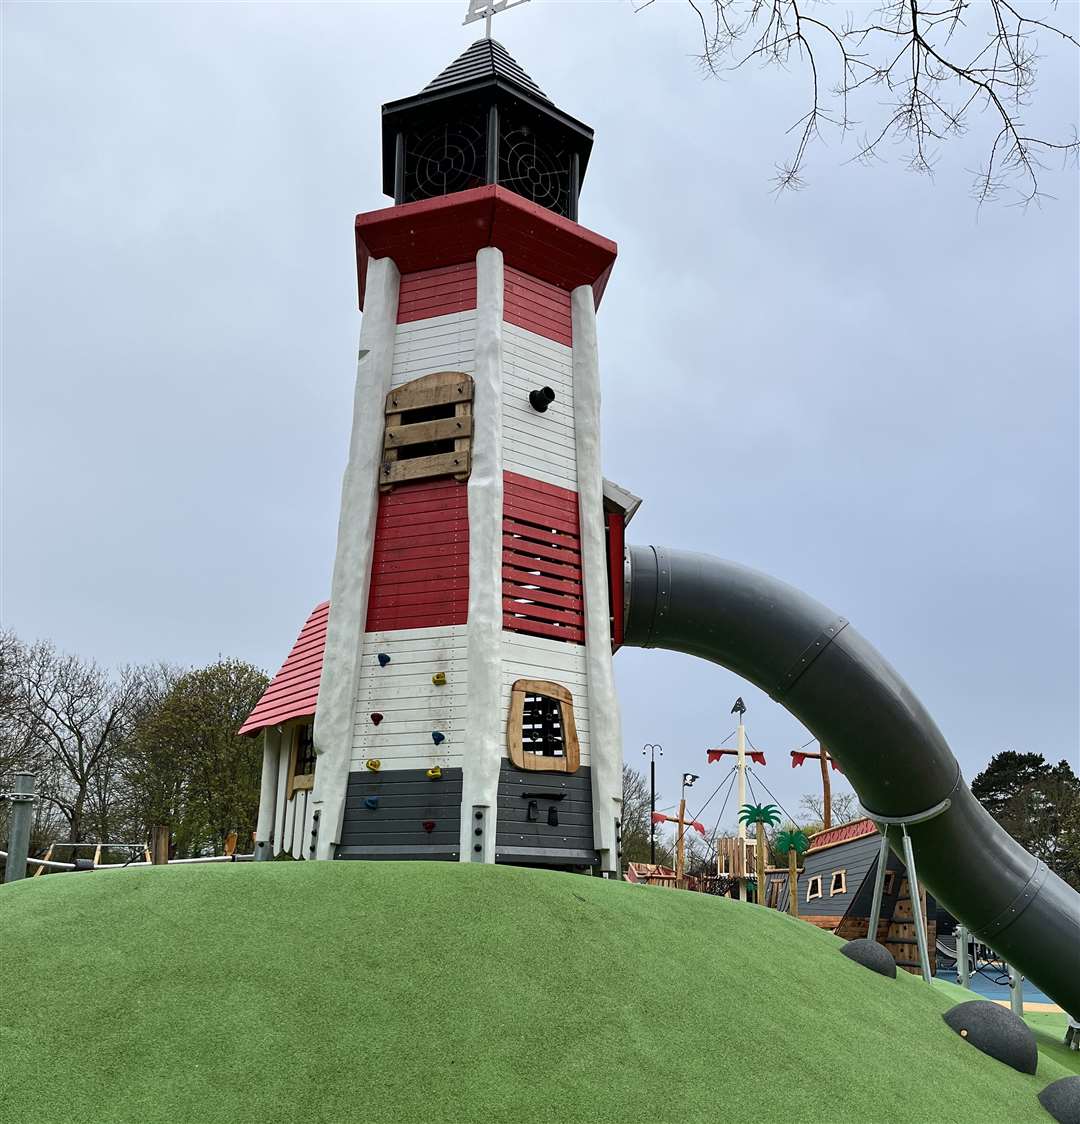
top-left (503, 266), bottom-right (572, 347)
top-left (502, 472), bottom-right (585, 644)
top-left (239, 601), bottom-right (329, 736)
top-left (367, 479), bottom-right (469, 631)
top-left (605, 509), bottom-right (625, 651)
top-left (396, 262), bottom-right (477, 324)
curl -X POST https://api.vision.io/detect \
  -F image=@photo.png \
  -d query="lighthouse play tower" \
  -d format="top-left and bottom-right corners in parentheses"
top-left (240, 38), bottom-right (637, 873)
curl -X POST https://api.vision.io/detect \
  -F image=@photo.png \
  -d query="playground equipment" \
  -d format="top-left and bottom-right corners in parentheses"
top-left (621, 545), bottom-right (1080, 1016)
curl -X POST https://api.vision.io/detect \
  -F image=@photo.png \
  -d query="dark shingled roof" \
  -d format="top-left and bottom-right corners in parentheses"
top-left (423, 38), bottom-right (550, 103)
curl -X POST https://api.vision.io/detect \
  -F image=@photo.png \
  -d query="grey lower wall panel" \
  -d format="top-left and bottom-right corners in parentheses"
top-left (337, 768), bottom-right (462, 861)
top-left (495, 761), bottom-right (598, 866)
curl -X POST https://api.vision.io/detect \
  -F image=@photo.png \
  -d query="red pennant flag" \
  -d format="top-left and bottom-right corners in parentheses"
top-left (707, 749), bottom-right (724, 763)
top-left (750, 752), bottom-right (767, 766)
top-left (791, 752), bottom-right (807, 768)
top-left (830, 758), bottom-right (843, 773)
top-left (691, 820), bottom-right (706, 836)
top-left (651, 812), bottom-right (668, 826)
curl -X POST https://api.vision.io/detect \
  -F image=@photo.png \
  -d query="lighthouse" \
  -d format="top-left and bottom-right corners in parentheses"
top-left (240, 38), bottom-right (637, 874)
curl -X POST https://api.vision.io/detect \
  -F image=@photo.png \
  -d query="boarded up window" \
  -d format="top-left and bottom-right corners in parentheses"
top-left (507, 679), bottom-right (580, 774)
top-left (381, 371), bottom-right (473, 489)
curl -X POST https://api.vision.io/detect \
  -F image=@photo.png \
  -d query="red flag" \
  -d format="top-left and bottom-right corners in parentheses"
top-left (791, 752), bottom-right (807, 768)
top-left (750, 752), bottom-right (767, 766)
top-left (706, 749), bottom-right (725, 763)
top-left (651, 812), bottom-right (668, 825)
top-left (830, 758), bottom-right (843, 773)
top-left (691, 820), bottom-right (706, 836)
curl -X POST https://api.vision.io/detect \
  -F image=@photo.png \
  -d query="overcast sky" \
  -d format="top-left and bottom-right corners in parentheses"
top-left (4, 1), bottom-right (1077, 833)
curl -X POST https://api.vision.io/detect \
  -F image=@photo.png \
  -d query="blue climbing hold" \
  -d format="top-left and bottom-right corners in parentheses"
top-left (377, 653), bottom-right (391, 667)
top-left (432, 731), bottom-right (446, 745)
top-left (364, 796), bottom-right (379, 810)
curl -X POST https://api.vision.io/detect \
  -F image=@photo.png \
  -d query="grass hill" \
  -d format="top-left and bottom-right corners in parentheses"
top-left (0, 862), bottom-right (1071, 1124)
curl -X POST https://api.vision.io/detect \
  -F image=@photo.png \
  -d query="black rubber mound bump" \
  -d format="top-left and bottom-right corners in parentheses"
top-left (840, 938), bottom-right (897, 979)
top-left (1039, 1076), bottom-right (1080, 1124)
top-left (942, 1000), bottom-right (1038, 1074)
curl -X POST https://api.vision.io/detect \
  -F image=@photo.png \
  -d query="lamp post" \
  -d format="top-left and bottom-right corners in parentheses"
top-left (642, 744), bottom-right (663, 864)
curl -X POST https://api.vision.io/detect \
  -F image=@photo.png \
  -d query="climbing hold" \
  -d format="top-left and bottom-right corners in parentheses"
top-left (426, 766), bottom-right (442, 780)
top-left (422, 820), bottom-right (436, 834)
top-left (370, 712), bottom-right (384, 726)
top-left (943, 1000), bottom-right (1037, 1074)
top-left (840, 938), bottom-right (897, 979)
top-left (1038, 1076), bottom-right (1080, 1124)
top-left (377, 653), bottom-right (391, 667)
top-left (526, 800), bottom-right (539, 823)
top-left (365, 759), bottom-right (381, 773)
top-left (431, 730), bottom-right (446, 745)
top-left (547, 805), bottom-right (559, 827)
top-left (431, 672), bottom-right (447, 686)
top-left (364, 796), bottom-right (379, 810)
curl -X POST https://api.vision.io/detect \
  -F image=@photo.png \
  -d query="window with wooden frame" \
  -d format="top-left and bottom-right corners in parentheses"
top-left (806, 875), bottom-right (823, 902)
top-left (882, 870), bottom-right (897, 896)
top-left (766, 879), bottom-right (782, 908)
top-left (380, 371), bottom-right (473, 490)
top-left (286, 722), bottom-right (316, 799)
top-left (830, 869), bottom-right (847, 896)
top-left (507, 679), bottom-right (580, 773)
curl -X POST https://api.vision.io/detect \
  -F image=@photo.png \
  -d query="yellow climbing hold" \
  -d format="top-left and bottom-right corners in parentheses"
top-left (426, 766), bottom-right (442, 780)
top-left (365, 759), bottom-right (382, 773)
top-left (431, 672), bottom-right (447, 686)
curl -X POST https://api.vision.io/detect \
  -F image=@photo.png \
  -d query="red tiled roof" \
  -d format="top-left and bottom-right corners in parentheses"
top-left (806, 817), bottom-right (878, 852)
top-left (238, 601), bottom-right (328, 737)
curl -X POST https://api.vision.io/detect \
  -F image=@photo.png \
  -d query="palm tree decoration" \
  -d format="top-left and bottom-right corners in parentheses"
top-left (775, 827), bottom-right (811, 918)
top-left (738, 803), bottom-right (781, 906)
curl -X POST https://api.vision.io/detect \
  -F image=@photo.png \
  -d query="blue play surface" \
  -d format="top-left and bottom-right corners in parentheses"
top-left (937, 967), bottom-right (1054, 1006)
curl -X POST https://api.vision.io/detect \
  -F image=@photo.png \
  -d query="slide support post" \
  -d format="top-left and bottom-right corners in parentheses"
top-left (957, 925), bottom-right (970, 988)
top-left (901, 827), bottom-right (933, 984)
top-left (2, 772), bottom-right (35, 883)
top-left (866, 827), bottom-right (890, 944)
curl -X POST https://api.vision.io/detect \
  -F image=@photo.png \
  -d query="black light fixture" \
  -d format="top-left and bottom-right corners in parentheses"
top-left (529, 386), bottom-right (556, 413)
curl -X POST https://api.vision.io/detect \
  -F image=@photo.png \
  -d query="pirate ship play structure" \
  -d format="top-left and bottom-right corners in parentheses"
top-left (237, 35), bottom-right (1078, 1020)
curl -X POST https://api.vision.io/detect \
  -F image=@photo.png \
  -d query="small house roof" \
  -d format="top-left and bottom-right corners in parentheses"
top-left (238, 601), bottom-right (328, 737)
top-left (603, 478), bottom-right (643, 525)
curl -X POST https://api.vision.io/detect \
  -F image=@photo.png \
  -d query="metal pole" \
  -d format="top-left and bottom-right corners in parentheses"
top-left (957, 924), bottom-right (970, 988)
top-left (866, 827), bottom-right (890, 944)
top-left (1008, 964), bottom-right (1024, 1017)
top-left (650, 753), bottom-right (656, 865)
top-left (736, 717), bottom-right (747, 901)
top-left (901, 826), bottom-right (933, 984)
top-left (3, 773), bottom-right (35, 883)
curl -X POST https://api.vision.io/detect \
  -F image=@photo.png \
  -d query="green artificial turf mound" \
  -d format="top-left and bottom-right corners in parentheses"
top-left (0, 863), bottom-right (1070, 1124)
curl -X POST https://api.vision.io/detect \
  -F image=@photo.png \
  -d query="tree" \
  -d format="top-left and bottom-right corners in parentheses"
top-left (122, 659), bottom-right (268, 858)
top-left (798, 790), bottom-right (858, 835)
top-left (14, 639), bottom-right (143, 844)
top-left (775, 827), bottom-right (810, 917)
top-left (971, 751), bottom-right (1080, 890)
top-left (646, 0), bottom-right (1078, 203)
top-left (739, 802), bottom-right (782, 904)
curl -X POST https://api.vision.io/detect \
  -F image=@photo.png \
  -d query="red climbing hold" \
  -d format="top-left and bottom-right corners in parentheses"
top-left (422, 820), bottom-right (436, 833)
top-left (371, 712), bottom-right (384, 726)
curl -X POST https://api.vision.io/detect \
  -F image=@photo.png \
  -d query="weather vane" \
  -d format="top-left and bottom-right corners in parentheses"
top-left (464, 0), bottom-right (533, 39)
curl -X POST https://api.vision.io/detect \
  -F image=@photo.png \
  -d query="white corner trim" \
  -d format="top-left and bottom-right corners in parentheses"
top-left (254, 727), bottom-right (281, 860)
top-left (461, 246), bottom-right (505, 862)
top-left (311, 256), bottom-right (400, 860)
top-left (571, 284), bottom-right (623, 871)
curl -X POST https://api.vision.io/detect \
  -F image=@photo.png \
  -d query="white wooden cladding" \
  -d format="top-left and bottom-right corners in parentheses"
top-left (351, 626), bottom-right (469, 771)
top-left (502, 323), bottom-right (577, 490)
top-left (392, 312), bottom-right (477, 390)
top-left (390, 311), bottom-right (578, 492)
top-left (275, 723), bottom-right (315, 858)
top-left (500, 631), bottom-right (591, 766)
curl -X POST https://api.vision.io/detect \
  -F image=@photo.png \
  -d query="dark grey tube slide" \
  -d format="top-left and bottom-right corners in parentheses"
top-left (624, 544), bottom-right (1080, 1017)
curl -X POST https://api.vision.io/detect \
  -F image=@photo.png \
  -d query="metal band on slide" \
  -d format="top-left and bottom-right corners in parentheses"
top-left (772, 616), bottom-right (849, 700)
top-left (976, 861), bottom-right (1051, 942)
top-left (858, 796), bottom-right (952, 826)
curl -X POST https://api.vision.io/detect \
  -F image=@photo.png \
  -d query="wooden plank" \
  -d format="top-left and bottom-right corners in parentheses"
top-left (385, 373), bottom-right (473, 413)
top-left (384, 414), bottom-right (472, 448)
top-left (381, 450), bottom-right (470, 484)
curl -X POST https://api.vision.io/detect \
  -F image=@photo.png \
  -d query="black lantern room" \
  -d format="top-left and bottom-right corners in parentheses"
top-left (381, 39), bottom-right (594, 221)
